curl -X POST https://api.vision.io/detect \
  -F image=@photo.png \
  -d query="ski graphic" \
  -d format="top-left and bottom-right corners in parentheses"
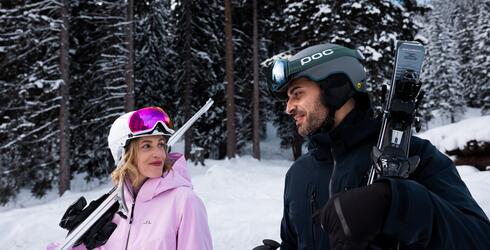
top-left (368, 41), bottom-right (426, 184)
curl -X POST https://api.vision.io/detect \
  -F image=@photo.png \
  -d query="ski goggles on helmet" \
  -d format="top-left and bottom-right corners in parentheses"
top-left (269, 46), bottom-right (364, 93)
top-left (128, 107), bottom-right (175, 138)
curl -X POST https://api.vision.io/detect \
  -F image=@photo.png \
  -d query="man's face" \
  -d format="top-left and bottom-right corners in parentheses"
top-left (286, 78), bottom-right (328, 136)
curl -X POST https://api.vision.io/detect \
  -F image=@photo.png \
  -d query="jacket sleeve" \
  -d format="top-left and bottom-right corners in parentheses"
top-left (280, 171), bottom-right (297, 250)
top-left (177, 190), bottom-right (213, 250)
top-left (381, 138), bottom-right (490, 249)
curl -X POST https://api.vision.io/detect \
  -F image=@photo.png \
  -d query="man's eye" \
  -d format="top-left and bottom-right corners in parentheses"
top-left (158, 143), bottom-right (166, 148)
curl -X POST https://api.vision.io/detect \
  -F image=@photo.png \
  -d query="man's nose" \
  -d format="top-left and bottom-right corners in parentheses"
top-left (286, 99), bottom-right (295, 115)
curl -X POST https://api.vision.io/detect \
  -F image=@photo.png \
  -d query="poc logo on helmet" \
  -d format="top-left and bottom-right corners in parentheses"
top-left (300, 49), bottom-right (334, 66)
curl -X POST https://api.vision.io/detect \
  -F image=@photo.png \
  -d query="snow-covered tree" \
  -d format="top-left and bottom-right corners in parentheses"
top-left (134, 0), bottom-right (176, 110)
top-left (68, 0), bottom-right (127, 180)
top-left (453, 0), bottom-right (480, 108)
top-left (225, 0), bottom-right (271, 157)
top-left (172, 0), bottom-right (227, 159)
top-left (0, 0), bottom-right (63, 203)
top-left (422, 0), bottom-right (465, 122)
top-left (420, 0), bottom-right (489, 118)
top-left (473, 0), bottom-right (490, 114)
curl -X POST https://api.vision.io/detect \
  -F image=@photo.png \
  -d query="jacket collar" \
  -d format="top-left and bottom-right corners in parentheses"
top-left (308, 109), bottom-right (380, 158)
top-left (125, 152), bottom-right (193, 204)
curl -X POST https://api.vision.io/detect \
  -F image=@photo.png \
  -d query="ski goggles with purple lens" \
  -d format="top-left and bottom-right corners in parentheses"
top-left (128, 107), bottom-right (175, 137)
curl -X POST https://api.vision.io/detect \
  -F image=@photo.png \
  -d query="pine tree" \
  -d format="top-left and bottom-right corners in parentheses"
top-left (473, 0), bottom-right (490, 114)
top-left (172, 0), bottom-right (227, 159)
top-left (252, 0), bottom-right (261, 159)
top-left (422, 0), bottom-right (465, 123)
top-left (231, 1), bottom-right (253, 154)
top-left (0, 0), bottom-right (63, 203)
top-left (134, 0), bottom-right (175, 111)
top-left (453, 0), bottom-right (480, 108)
top-left (69, 0), bottom-right (127, 178)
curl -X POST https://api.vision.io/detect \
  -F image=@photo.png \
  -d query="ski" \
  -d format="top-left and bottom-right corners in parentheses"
top-left (56, 98), bottom-right (214, 250)
top-left (368, 41), bottom-right (426, 184)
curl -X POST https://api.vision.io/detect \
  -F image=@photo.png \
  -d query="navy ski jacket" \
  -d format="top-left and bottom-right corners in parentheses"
top-left (280, 108), bottom-right (490, 250)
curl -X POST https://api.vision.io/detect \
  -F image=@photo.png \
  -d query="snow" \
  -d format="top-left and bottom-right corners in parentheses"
top-left (351, 3), bottom-right (362, 9)
top-left (315, 4), bottom-right (332, 15)
top-left (1, 123), bottom-right (489, 249)
top-left (414, 34), bottom-right (428, 45)
top-left (417, 115), bottom-right (490, 153)
top-left (366, 6), bottom-right (381, 15)
top-left (360, 45), bottom-right (383, 61)
top-left (456, 166), bottom-right (490, 216)
top-left (0, 157), bottom-right (289, 250)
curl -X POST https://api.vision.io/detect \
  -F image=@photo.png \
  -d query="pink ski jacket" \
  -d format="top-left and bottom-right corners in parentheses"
top-left (50, 152), bottom-right (213, 250)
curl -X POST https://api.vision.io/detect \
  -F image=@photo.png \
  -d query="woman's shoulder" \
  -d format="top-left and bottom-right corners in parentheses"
top-left (154, 185), bottom-right (203, 205)
top-left (173, 186), bottom-right (203, 202)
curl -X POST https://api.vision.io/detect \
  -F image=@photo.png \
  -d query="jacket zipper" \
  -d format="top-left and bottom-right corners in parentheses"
top-left (124, 181), bottom-right (137, 250)
top-left (328, 147), bottom-right (337, 197)
top-left (310, 190), bottom-right (318, 249)
top-left (125, 202), bottom-right (136, 250)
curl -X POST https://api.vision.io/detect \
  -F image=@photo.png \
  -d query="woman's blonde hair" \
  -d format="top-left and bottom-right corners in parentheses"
top-left (111, 137), bottom-right (173, 187)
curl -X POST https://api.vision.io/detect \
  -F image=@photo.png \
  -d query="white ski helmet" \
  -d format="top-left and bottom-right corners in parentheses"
top-left (107, 108), bottom-right (174, 166)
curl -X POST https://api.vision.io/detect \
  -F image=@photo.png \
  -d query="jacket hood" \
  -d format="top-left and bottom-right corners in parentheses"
top-left (125, 152), bottom-right (193, 203)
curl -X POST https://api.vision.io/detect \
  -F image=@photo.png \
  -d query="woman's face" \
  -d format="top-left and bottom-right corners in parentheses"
top-left (135, 135), bottom-right (167, 179)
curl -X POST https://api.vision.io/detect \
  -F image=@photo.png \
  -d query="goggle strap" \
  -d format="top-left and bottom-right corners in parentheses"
top-left (130, 120), bottom-right (175, 137)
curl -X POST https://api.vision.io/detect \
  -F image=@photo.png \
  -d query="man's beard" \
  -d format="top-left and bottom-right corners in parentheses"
top-left (297, 99), bottom-right (328, 136)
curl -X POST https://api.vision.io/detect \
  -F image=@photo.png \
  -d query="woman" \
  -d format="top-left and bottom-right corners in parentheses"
top-left (51, 107), bottom-right (213, 250)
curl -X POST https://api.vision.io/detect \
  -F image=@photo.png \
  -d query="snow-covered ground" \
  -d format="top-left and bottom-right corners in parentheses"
top-left (418, 115), bottom-right (490, 153)
top-left (1, 157), bottom-right (488, 250)
top-left (1, 118), bottom-right (489, 250)
top-left (0, 157), bottom-right (290, 250)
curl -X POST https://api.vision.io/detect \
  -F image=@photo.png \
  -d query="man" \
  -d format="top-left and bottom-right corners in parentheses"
top-left (257, 43), bottom-right (490, 250)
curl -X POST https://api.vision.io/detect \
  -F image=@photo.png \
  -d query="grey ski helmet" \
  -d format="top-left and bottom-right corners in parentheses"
top-left (269, 43), bottom-right (367, 110)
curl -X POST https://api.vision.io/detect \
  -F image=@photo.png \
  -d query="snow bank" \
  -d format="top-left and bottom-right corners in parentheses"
top-left (418, 115), bottom-right (490, 152)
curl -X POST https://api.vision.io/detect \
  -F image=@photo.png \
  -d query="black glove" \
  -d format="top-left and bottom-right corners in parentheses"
top-left (59, 193), bottom-right (119, 249)
top-left (315, 182), bottom-right (391, 250)
top-left (252, 239), bottom-right (281, 250)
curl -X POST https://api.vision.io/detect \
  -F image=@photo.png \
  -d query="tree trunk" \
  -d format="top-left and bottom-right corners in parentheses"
top-left (59, 0), bottom-right (70, 196)
top-left (125, 0), bottom-right (135, 112)
top-left (224, 0), bottom-right (236, 158)
top-left (183, 0), bottom-right (193, 159)
top-left (252, 0), bottom-right (260, 160)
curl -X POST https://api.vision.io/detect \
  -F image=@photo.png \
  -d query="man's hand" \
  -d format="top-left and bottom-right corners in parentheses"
top-left (252, 239), bottom-right (281, 250)
top-left (59, 193), bottom-right (119, 249)
top-left (315, 182), bottom-right (392, 250)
